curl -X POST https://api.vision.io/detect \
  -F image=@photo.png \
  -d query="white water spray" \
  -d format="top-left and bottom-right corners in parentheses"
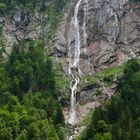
top-left (68, 0), bottom-right (82, 125)
top-left (68, 0), bottom-right (88, 125)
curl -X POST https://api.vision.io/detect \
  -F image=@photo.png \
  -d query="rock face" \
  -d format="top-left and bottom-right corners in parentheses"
top-left (52, 0), bottom-right (140, 74)
top-left (13, 8), bottom-right (30, 28)
top-left (1, 6), bottom-right (47, 56)
top-left (52, 0), bottom-right (140, 126)
top-left (78, 83), bottom-right (101, 103)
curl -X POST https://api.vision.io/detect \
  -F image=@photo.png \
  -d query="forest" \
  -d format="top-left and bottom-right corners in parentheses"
top-left (80, 59), bottom-right (140, 140)
top-left (0, 38), bottom-right (67, 140)
top-left (0, 0), bottom-right (140, 140)
top-left (0, 0), bottom-right (68, 139)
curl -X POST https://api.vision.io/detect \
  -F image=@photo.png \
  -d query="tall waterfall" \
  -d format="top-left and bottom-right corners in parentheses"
top-left (68, 0), bottom-right (88, 125)
top-left (83, 0), bottom-right (88, 50)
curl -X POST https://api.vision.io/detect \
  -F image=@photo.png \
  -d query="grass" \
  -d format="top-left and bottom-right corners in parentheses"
top-left (82, 75), bottom-right (97, 86)
top-left (74, 111), bottom-right (94, 140)
top-left (82, 64), bottom-right (125, 86)
top-left (96, 65), bottom-right (124, 78)
top-left (81, 111), bottom-right (93, 126)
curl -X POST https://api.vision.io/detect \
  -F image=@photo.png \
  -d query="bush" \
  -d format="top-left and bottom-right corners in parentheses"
top-left (0, 3), bottom-right (7, 14)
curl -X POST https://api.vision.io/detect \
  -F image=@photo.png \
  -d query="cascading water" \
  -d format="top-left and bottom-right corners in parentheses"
top-left (68, 0), bottom-right (82, 125)
top-left (83, 0), bottom-right (88, 51)
top-left (68, 0), bottom-right (88, 126)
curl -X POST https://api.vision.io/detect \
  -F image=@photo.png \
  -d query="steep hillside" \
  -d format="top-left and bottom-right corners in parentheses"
top-left (53, 0), bottom-right (140, 73)
top-left (79, 59), bottom-right (140, 140)
top-left (52, 0), bottom-right (140, 111)
top-left (0, 0), bottom-right (140, 140)
top-left (0, 1), bottom-right (69, 140)
top-left (0, 0), bottom-right (68, 57)
top-left (51, 0), bottom-right (140, 139)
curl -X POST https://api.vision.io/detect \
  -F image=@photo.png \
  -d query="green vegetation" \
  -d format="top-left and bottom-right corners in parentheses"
top-left (82, 65), bottom-right (124, 86)
top-left (44, 0), bottom-right (70, 42)
top-left (0, 0), bottom-right (69, 43)
top-left (0, 1), bottom-right (69, 138)
top-left (0, 27), bottom-right (5, 61)
top-left (0, 3), bottom-right (7, 14)
top-left (0, 38), bottom-right (67, 140)
top-left (1, 1), bottom-right (140, 140)
top-left (79, 59), bottom-right (140, 140)
top-left (54, 63), bottom-right (69, 106)
top-left (81, 111), bottom-right (93, 126)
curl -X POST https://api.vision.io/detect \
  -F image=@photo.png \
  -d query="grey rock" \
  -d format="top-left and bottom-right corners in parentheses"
top-left (52, 0), bottom-right (140, 74)
top-left (78, 83), bottom-right (101, 103)
top-left (0, 17), bottom-right (5, 23)
top-left (13, 8), bottom-right (30, 28)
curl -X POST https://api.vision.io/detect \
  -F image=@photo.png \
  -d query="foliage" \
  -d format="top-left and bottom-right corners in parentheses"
top-left (0, 38), bottom-right (66, 139)
top-left (82, 65), bottom-right (124, 86)
top-left (0, 0), bottom-right (69, 139)
top-left (80, 59), bottom-right (140, 140)
top-left (0, 3), bottom-right (7, 14)
top-left (53, 62), bottom-right (69, 106)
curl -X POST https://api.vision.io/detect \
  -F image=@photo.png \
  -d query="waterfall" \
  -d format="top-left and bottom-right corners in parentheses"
top-left (83, 0), bottom-right (88, 52)
top-left (68, 0), bottom-right (88, 125)
top-left (68, 0), bottom-right (82, 125)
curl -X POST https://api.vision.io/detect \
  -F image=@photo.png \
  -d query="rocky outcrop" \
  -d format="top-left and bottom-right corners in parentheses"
top-left (52, 0), bottom-right (140, 74)
top-left (78, 83), bottom-right (101, 103)
top-left (52, 1), bottom-right (140, 128)
top-left (1, 5), bottom-right (48, 56)
top-left (13, 8), bottom-right (30, 28)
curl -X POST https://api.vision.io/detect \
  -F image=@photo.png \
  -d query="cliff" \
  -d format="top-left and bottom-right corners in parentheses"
top-left (0, 0), bottom-right (140, 137)
top-left (52, 0), bottom-right (140, 132)
top-left (52, 0), bottom-right (140, 73)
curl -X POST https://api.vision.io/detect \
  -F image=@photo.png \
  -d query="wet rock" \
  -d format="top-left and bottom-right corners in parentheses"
top-left (67, 123), bottom-right (79, 137)
top-left (52, 0), bottom-right (140, 74)
top-left (78, 83), bottom-right (101, 104)
top-left (0, 17), bottom-right (5, 23)
top-left (13, 8), bottom-right (30, 28)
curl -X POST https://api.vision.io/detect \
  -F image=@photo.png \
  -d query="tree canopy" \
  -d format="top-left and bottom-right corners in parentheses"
top-left (0, 38), bottom-right (66, 140)
top-left (80, 59), bottom-right (140, 140)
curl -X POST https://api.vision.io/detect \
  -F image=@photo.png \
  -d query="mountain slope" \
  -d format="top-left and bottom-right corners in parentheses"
top-left (79, 59), bottom-right (140, 140)
top-left (0, 0), bottom-right (140, 140)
